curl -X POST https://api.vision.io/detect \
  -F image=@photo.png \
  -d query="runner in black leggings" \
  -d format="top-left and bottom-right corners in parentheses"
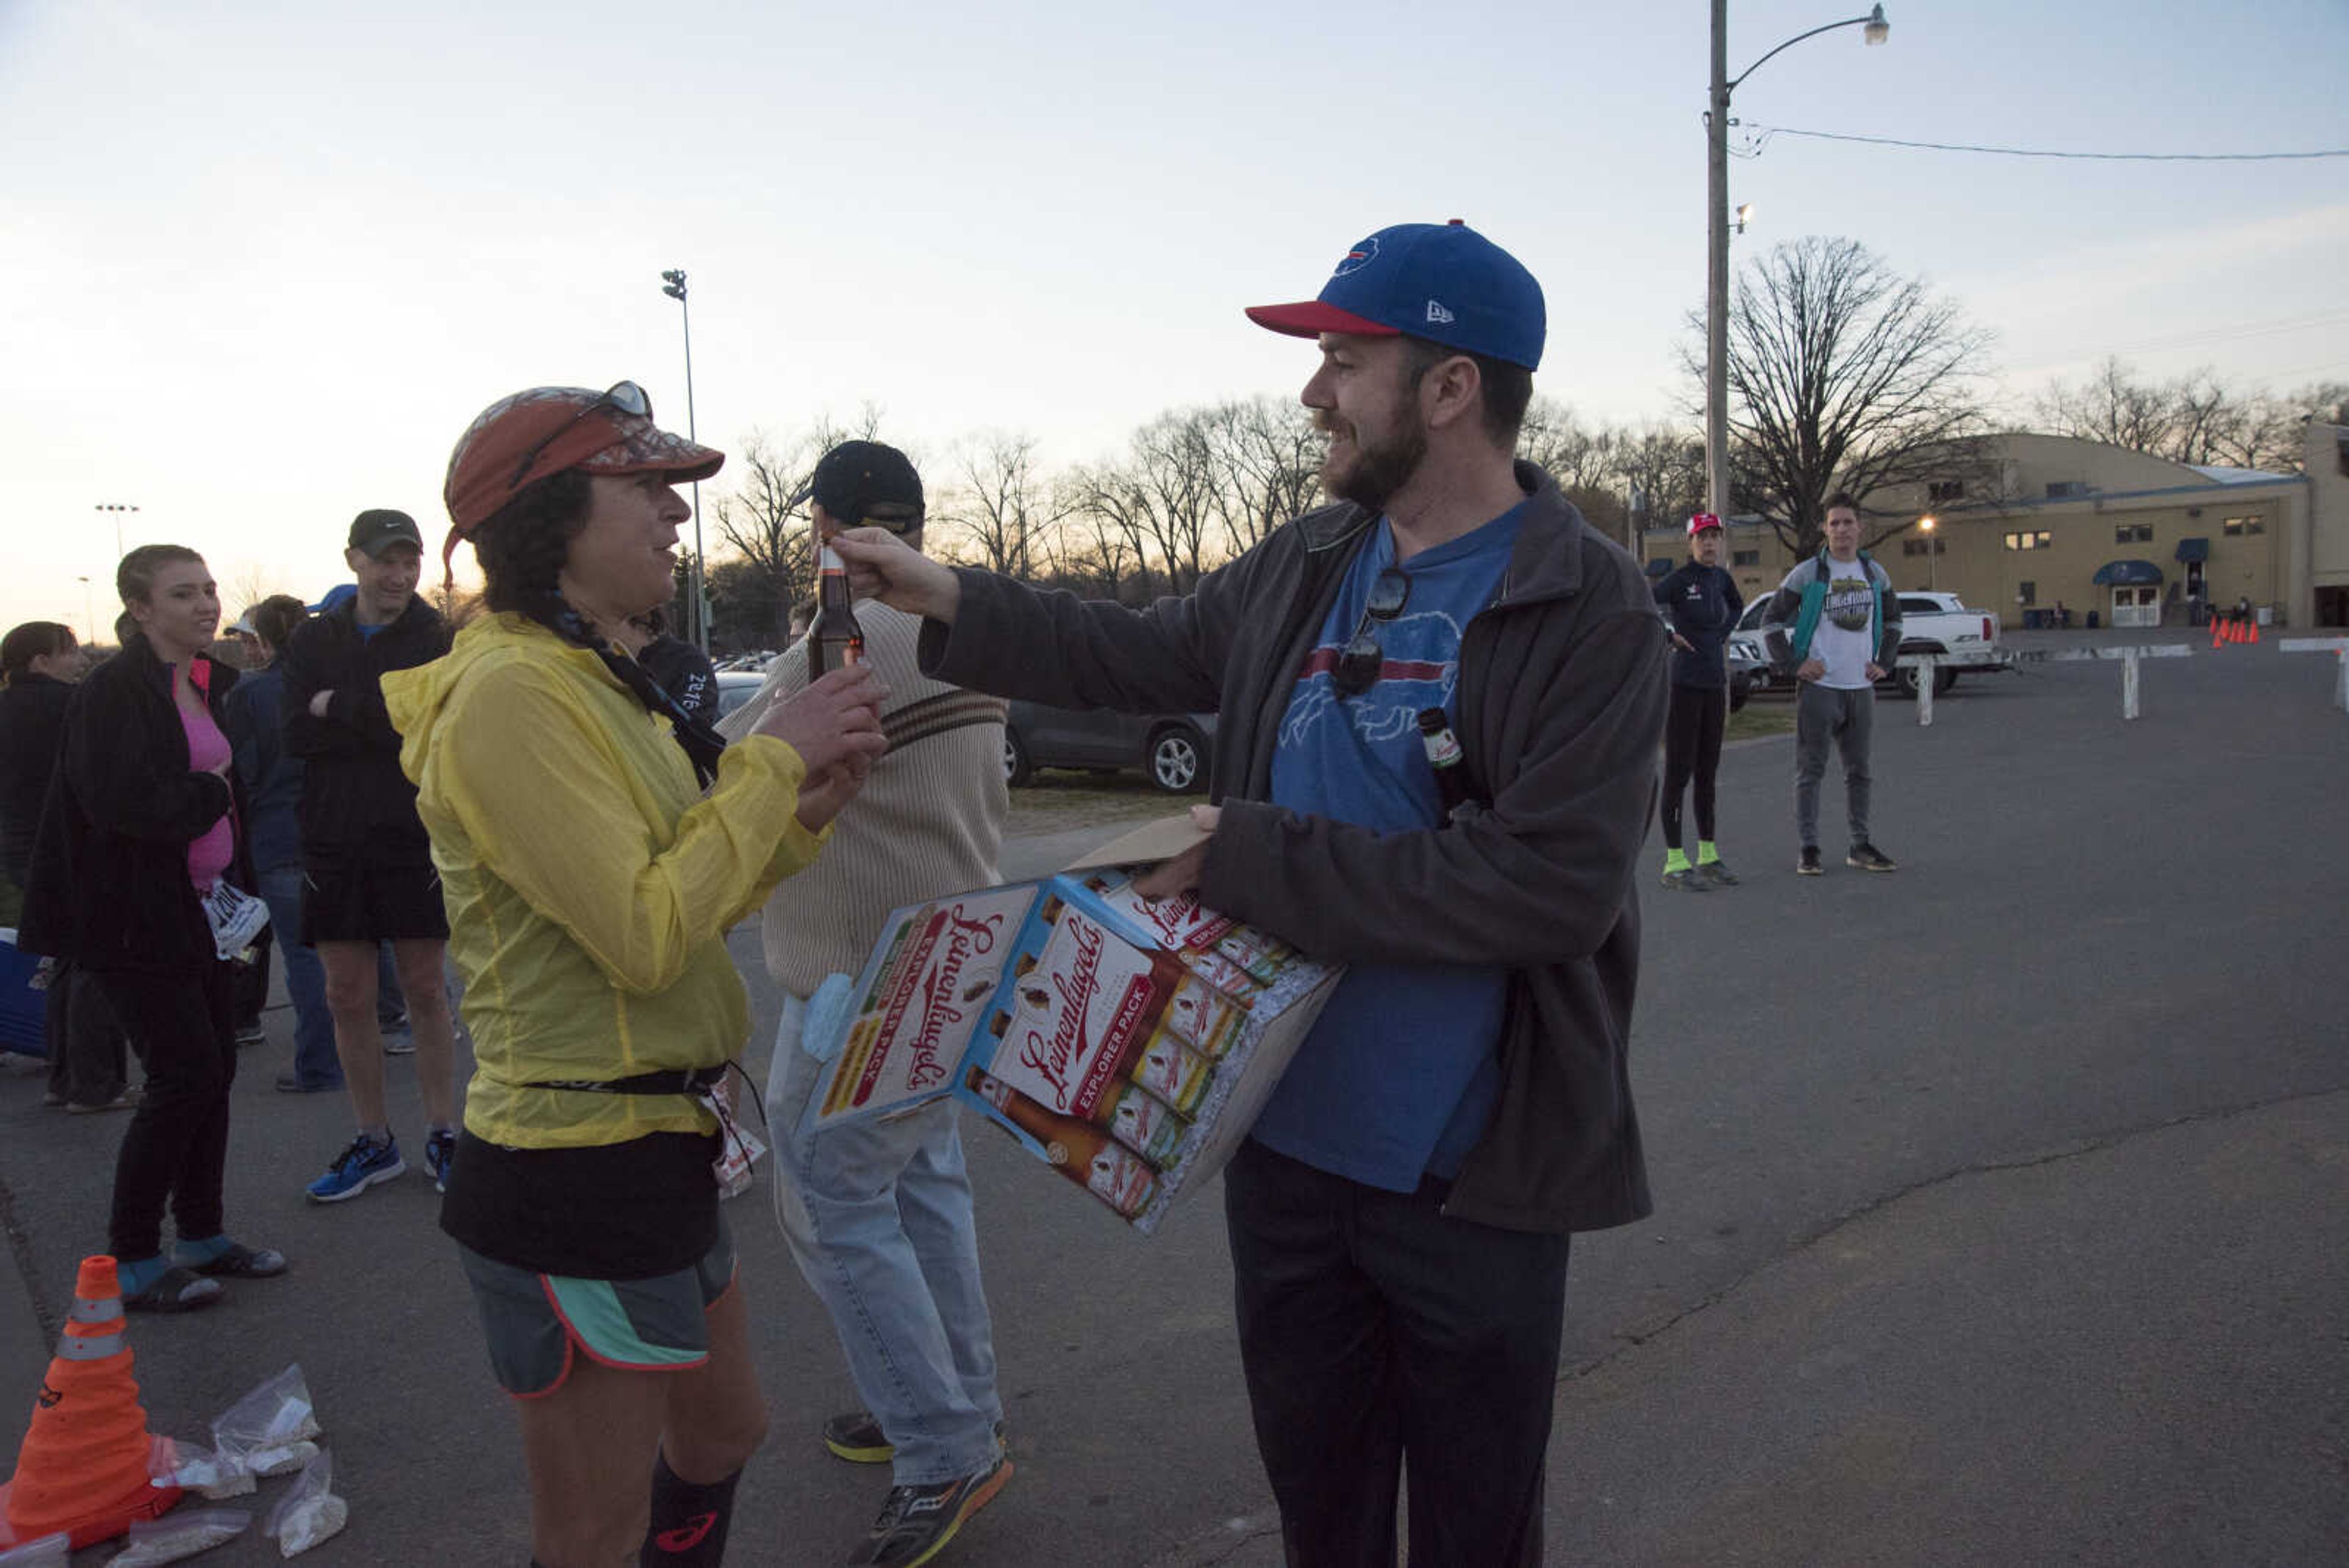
top-left (1652, 515), bottom-right (1744, 890)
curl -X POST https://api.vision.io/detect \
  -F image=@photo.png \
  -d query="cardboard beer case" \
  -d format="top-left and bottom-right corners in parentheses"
top-left (801, 817), bottom-right (1341, 1233)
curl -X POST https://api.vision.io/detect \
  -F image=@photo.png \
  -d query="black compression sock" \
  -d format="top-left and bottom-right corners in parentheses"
top-left (641, 1453), bottom-right (741, 1566)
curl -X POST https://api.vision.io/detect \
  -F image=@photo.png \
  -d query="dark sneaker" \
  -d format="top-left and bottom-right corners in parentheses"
top-left (305, 1133), bottom-right (405, 1203)
top-left (426, 1129), bottom-right (458, 1194)
top-left (1660, 866), bottom-right (1709, 892)
top-left (1797, 846), bottom-right (1822, 876)
top-left (1847, 842), bottom-right (1898, 873)
top-left (234, 1020), bottom-right (267, 1046)
top-left (1696, 860), bottom-right (1740, 887)
top-left (382, 1028), bottom-right (416, 1056)
top-left (844, 1456), bottom-right (1012, 1568)
top-left (825, 1410), bottom-right (896, 1465)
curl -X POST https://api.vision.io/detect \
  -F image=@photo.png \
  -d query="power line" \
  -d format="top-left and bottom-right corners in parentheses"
top-left (1742, 123), bottom-right (2349, 162)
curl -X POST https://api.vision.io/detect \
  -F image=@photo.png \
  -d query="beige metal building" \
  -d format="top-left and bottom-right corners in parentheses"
top-left (1641, 423), bottom-right (2349, 630)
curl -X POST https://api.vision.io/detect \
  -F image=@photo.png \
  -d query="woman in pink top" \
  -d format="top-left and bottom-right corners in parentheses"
top-left (17, 545), bottom-right (288, 1310)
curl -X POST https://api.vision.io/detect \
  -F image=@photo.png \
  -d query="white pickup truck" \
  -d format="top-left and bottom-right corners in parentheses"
top-left (1731, 591), bottom-right (2010, 698)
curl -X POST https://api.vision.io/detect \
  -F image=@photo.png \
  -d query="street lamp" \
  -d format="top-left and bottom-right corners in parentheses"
top-left (1919, 515), bottom-right (1937, 591)
top-left (659, 268), bottom-right (708, 652)
top-left (94, 502), bottom-right (141, 557)
top-left (1705, 2), bottom-right (1888, 519)
top-left (76, 575), bottom-right (95, 645)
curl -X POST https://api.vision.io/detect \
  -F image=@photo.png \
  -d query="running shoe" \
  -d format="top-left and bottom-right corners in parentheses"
top-left (305, 1134), bottom-right (405, 1203)
top-left (426, 1128), bottom-right (458, 1194)
top-left (843, 1455), bottom-right (1012, 1568)
top-left (825, 1411), bottom-right (896, 1465)
top-left (381, 1028), bottom-right (416, 1056)
top-left (1797, 846), bottom-right (1822, 877)
top-left (1697, 860), bottom-right (1741, 887)
top-left (1659, 867), bottom-right (1709, 892)
top-left (1847, 842), bottom-right (1899, 873)
top-left (234, 1020), bottom-right (267, 1046)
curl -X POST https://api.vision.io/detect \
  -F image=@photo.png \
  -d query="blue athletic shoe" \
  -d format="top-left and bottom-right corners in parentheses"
top-left (426, 1129), bottom-right (458, 1194)
top-left (305, 1133), bottom-right (405, 1203)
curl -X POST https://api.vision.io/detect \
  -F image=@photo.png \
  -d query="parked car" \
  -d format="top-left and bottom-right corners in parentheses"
top-left (714, 669), bottom-right (766, 720)
top-left (1734, 590), bottom-right (2009, 699)
top-left (1003, 700), bottom-right (1216, 793)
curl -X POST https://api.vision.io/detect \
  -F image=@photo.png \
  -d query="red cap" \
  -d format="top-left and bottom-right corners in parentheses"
top-left (1687, 513), bottom-right (1724, 537)
top-left (442, 385), bottom-right (723, 540)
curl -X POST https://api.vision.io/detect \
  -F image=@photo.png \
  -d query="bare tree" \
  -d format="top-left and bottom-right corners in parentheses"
top-left (1695, 236), bottom-right (1994, 556)
top-left (2037, 359), bottom-right (2348, 474)
top-left (2033, 356), bottom-right (2172, 455)
top-left (1200, 397), bottom-right (1323, 556)
top-left (706, 408), bottom-right (885, 615)
top-left (937, 431), bottom-right (1067, 578)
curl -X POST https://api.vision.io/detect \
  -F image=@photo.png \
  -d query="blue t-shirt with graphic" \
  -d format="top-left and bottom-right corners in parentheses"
top-left (1251, 508), bottom-right (1521, 1192)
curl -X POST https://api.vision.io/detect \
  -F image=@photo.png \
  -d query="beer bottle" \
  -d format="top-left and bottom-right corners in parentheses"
top-left (966, 1068), bottom-right (1158, 1217)
top-left (809, 536), bottom-right (866, 679)
top-left (1417, 707), bottom-right (1473, 823)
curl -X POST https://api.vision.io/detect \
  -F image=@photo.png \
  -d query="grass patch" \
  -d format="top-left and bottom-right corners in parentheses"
top-left (1726, 704), bottom-right (1795, 742)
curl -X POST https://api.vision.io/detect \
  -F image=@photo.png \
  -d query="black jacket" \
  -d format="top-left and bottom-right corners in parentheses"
top-left (279, 595), bottom-right (450, 865)
top-left (927, 463), bottom-right (1668, 1234)
top-left (0, 672), bottom-right (73, 886)
top-left (18, 636), bottom-right (254, 969)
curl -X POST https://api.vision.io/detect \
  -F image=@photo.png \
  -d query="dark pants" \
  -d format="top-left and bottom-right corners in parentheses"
top-left (1794, 681), bottom-right (1875, 850)
top-left (45, 959), bottom-right (129, 1107)
top-left (88, 960), bottom-right (237, 1260)
top-left (1223, 1139), bottom-right (1572, 1568)
top-left (1660, 683), bottom-right (1726, 850)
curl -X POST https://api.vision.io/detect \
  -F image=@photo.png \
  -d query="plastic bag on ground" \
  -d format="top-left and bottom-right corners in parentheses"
top-left (150, 1433), bottom-right (256, 1498)
top-left (262, 1447), bottom-right (347, 1558)
top-left (212, 1364), bottom-right (321, 1471)
top-left (110, 1510), bottom-right (251, 1566)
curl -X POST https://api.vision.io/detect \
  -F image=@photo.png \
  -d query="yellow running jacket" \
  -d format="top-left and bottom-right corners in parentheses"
top-left (382, 613), bottom-right (825, 1149)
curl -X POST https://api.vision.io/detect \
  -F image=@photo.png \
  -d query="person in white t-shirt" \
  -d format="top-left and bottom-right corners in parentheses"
top-left (1759, 493), bottom-right (1904, 875)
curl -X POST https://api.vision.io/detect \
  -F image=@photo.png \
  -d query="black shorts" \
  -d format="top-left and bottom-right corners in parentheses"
top-left (299, 862), bottom-right (449, 945)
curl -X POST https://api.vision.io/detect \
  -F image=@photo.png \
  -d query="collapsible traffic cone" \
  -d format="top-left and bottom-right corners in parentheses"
top-left (2248, 617), bottom-right (2261, 645)
top-left (0, 1257), bottom-right (180, 1548)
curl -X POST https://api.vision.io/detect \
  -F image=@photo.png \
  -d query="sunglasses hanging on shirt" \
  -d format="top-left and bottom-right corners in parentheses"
top-left (1332, 568), bottom-right (1412, 699)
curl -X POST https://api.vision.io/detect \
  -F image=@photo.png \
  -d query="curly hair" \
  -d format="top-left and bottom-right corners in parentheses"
top-left (472, 468), bottom-right (593, 625)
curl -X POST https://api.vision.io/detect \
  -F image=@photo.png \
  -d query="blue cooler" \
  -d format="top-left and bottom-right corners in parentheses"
top-left (0, 929), bottom-right (48, 1054)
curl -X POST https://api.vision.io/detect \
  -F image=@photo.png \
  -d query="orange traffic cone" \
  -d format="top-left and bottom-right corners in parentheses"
top-left (2210, 615), bottom-right (2225, 649)
top-left (2248, 615), bottom-right (2261, 645)
top-left (0, 1257), bottom-right (181, 1549)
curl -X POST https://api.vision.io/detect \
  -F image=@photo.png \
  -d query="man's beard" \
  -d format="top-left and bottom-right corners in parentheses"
top-left (1320, 415), bottom-right (1428, 514)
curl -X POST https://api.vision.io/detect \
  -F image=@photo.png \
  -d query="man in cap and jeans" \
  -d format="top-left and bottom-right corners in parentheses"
top-left (722, 440), bottom-right (1015, 1568)
top-left (280, 509), bottom-right (461, 1203)
top-left (834, 221), bottom-right (1666, 1566)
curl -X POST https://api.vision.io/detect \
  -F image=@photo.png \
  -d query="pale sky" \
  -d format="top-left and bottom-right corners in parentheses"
top-left (4, 0), bottom-right (2343, 639)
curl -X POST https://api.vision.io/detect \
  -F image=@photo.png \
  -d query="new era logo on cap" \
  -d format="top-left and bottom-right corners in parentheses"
top-left (1245, 220), bottom-right (1546, 370)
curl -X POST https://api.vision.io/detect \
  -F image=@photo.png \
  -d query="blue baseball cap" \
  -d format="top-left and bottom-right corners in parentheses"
top-left (1245, 220), bottom-right (1545, 370)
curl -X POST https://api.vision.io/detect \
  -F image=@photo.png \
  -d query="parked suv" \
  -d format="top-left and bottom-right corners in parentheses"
top-left (1003, 701), bottom-right (1216, 793)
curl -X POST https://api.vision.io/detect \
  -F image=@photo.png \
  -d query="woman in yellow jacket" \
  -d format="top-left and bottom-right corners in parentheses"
top-left (385, 382), bottom-right (887, 1568)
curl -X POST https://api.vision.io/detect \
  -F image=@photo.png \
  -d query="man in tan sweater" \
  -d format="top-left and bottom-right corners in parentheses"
top-left (718, 441), bottom-right (1014, 1568)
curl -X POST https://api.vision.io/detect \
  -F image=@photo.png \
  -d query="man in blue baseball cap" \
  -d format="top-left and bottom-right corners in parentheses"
top-left (833, 220), bottom-right (1667, 1566)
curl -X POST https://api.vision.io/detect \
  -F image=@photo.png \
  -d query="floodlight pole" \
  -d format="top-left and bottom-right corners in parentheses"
top-left (661, 269), bottom-right (708, 652)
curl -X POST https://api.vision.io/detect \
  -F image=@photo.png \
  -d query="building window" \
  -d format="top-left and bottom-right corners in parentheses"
top-left (2017, 581), bottom-right (2036, 606)
top-left (2114, 522), bottom-right (2153, 544)
top-left (1901, 538), bottom-right (1946, 557)
top-left (2222, 515), bottom-right (2265, 537)
top-left (2003, 530), bottom-right (2052, 551)
top-left (2046, 481), bottom-right (2088, 499)
top-left (1732, 549), bottom-right (1760, 567)
top-left (1927, 480), bottom-right (1965, 503)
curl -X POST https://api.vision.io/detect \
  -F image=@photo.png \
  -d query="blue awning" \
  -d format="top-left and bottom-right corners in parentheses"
top-left (2092, 559), bottom-right (2164, 587)
top-left (1644, 558), bottom-right (1672, 578)
top-left (2174, 537), bottom-right (2209, 563)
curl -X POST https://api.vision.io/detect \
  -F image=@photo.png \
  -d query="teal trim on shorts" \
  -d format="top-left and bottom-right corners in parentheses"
top-left (543, 1274), bottom-right (711, 1372)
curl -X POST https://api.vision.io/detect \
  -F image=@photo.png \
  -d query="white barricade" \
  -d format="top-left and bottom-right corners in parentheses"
top-left (2005, 644), bottom-right (2192, 721)
top-left (2278, 637), bottom-right (2349, 714)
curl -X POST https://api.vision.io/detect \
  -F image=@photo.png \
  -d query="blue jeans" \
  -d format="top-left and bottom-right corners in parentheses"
top-left (768, 994), bottom-right (1002, 1485)
top-left (259, 865), bottom-right (341, 1088)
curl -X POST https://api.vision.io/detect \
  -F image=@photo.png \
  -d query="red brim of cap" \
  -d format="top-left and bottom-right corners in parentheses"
top-left (1244, 301), bottom-right (1400, 340)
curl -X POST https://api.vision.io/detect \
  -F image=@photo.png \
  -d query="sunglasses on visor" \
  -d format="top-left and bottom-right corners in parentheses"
top-left (507, 381), bottom-right (655, 492)
top-left (1331, 567), bottom-right (1412, 699)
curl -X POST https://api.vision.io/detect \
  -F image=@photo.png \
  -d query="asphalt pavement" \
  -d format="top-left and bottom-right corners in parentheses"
top-left (3, 631), bottom-right (2343, 1566)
